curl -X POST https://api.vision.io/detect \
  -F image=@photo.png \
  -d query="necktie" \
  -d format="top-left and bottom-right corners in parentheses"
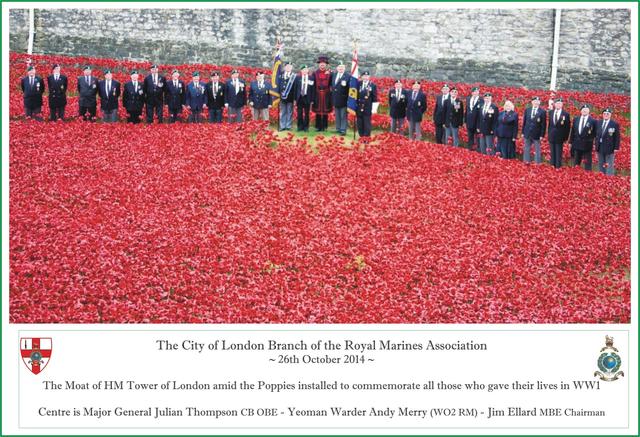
top-left (531, 108), bottom-right (536, 119)
top-left (107, 81), bottom-right (110, 95)
top-left (303, 77), bottom-right (307, 96)
top-left (134, 82), bottom-right (137, 92)
top-left (86, 76), bottom-right (89, 85)
top-left (174, 80), bottom-right (178, 88)
top-left (30, 77), bottom-right (33, 87)
top-left (55, 75), bottom-right (58, 81)
top-left (601, 120), bottom-right (608, 137)
top-left (154, 75), bottom-right (157, 85)
top-left (214, 83), bottom-right (217, 94)
top-left (412, 91), bottom-right (417, 100)
top-left (483, 105), bottom-right (488, 115)
top-left (580, 116), bottom-right (585, 134)
top-left (335, 74), bottom-right (340, 85)
top-left (555, 111), bottom-right (559, 124)
top-left (443, 95), bottom-right (446, 105)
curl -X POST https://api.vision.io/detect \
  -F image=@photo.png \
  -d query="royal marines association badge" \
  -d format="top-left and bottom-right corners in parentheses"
top-left (594, 336), bottom-right (624, 382)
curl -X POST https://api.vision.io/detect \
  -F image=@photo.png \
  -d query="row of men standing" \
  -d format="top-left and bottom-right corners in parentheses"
top-left (393, 82), bottom-right (619, 175)
top-left (21, 64), bottom-right (271, 124)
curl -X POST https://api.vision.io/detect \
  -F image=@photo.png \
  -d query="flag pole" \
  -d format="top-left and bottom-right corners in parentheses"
top-left (275, 35), bottom-right (281, 131)
top-left (352, 39), bottom-right (358, 142)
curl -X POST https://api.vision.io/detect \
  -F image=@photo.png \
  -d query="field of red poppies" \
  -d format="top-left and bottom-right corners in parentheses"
top-left (9, 53), bottom-right (631, 323)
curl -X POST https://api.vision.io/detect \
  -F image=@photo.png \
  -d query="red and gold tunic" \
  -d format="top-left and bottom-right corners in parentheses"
top-left (311, 69), bottom-right (332, 115)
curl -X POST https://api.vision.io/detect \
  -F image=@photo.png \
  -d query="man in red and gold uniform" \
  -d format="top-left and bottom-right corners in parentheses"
top-left (311, 55), bottom-right (333, 132)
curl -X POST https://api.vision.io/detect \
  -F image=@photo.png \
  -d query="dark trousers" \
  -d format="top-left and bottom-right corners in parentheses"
top-left (550, 142), bottom-right (564, 168)
top-left (208, 108), bottom-right (223, 123)
top-left (467, 127), bottom-right (478, 150)
top-left (79, 105), bottom-right (96, 121)
top-left (127, 110), bottom-right (142, 124)
top-left (435, 122), bottom-right (445, 144)
top-left (24, 105), bottom-right (43, 120)
top-left (573, 149), bottom-right (593, 171)
top-left (168, 108), bottom-right (182, 123)
top-left (297, 102), bottom-right (310, 131)
top-left (188, 109), bottom-right (203, 123)
top-left (146, 102), bottom-right (163, 123)
top-left (497, 137), bottom-right (516, 159)
top-left (49, 105), bottom-right (65, 121)
top-left (357, 114), bottom-right (372, 137)
top-left (315, 114), bottom-right (329, 131)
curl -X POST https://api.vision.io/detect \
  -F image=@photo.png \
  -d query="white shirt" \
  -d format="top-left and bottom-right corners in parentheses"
top-left (579, 115), bottom-right (587, 133)
top-left (54, 74), bottom-right (59, 81)
top-left (234, 79), bottom-right (240, 94)
top-left (554, 110), bottom-right (560, 123)
top-left (442, 94), bottom-right (449, 104)
top-left (106, 80), bottom-right (111, 94)
top-left (335, 73), bottom-right (342, 85)
top-left (471, 96), bottom-right (477, 108)
top-left (133, 81), bottom-right (138, 91)
top-left (531, 106), bottom-right (538, 119)
top-left (302, 76), bottom-right (308, 95)
top-left (153, 74), bottom-right (157, 85)
top-left (174, 80), bottom-right (178, 87)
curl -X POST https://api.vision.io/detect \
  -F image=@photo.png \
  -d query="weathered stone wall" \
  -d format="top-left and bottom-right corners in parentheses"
top-left (9, 8), bottom-right (631, 93)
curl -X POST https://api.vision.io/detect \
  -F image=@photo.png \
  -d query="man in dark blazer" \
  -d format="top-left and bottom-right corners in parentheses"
top-left (330, 61), bottom-right (351, 135)
top-left (122, 70), bottom-right (146, 124)
top-left (77, 65), bottom-right (98, 121)
top-left (185, 71), bottom-right (207, 123)
top-left (569, 104), bottom-right (597, 171)
top-left (205, 71), bottom-right (225, 123)
top-left (47, 64), bottom-right (67, 121)
top-left (464, 86), bottom-right (483, 150)
top-left (143, 64), bottom-right (166, 123)
top-left (595, 108), bottom-right (620, 176)
top-left (225, 69), bottom-right (246, 123)
top-left (406, 81), bottom-right (426, 140)
top-left (389, 79), bottom-right (408, 134)
top-left (21, 65), bottom-right (45, 120)
top-left (165, 69), bottom-right (186, 123)
top-left (547, 98), bottom-right (571, 168)
top-left (475, 92), bottom-right (499, 155)
top-left (444, 87), bottom-right (464, 147)
top-left (294, 65), bottom-right (314, 132)
top-left (521, 96), bottom-right (547, 164)
top-left (432, 83), bottom-right (450, 144)
top-left (98, 69), bottom-right (120, 122)
top-left (249, 71), bottom-right (272, 121)
top-left (277, 61), bottom-right (296, 131)
top-left (356, 71), bottom-right (377, 137)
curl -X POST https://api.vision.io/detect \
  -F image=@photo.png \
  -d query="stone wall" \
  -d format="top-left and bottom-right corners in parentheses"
top-left (8, 8), bottom-right (631, 93)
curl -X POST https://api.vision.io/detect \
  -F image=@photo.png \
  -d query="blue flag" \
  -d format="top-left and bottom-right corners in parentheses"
top-left (347, 48), bottom-right (359, 114)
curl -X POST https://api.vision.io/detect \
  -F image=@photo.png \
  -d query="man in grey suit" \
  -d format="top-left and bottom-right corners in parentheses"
top-left (77, 65), bottom-right (98, 121)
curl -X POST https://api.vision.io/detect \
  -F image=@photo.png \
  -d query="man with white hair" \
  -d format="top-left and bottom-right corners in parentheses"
top-left (547, 97), bottom-right (571, 168)
top-left (330, 61), bottom-right (351, 135)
